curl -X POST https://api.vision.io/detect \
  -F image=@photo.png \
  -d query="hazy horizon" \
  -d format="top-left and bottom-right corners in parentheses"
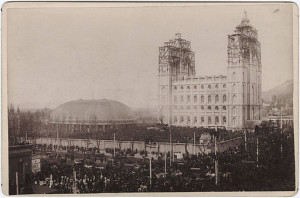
top-left (7, 3), bottom-right (294, 110)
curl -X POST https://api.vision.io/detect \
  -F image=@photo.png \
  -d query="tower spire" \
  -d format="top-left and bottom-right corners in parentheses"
top-left (243, 10), bottom-right (248, 19)
top-left (239, 10), bottom-right (250, 27)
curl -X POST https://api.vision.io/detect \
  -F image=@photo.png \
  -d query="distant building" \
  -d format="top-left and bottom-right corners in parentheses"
top-left (158, 13), bottom-right (262, 129)
top-left (8, 104), bottom-right (21, 146)
top-left (49, 99), bottom-right (137, 135)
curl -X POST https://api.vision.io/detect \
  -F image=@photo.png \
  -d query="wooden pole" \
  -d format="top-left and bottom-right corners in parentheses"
top-left (169, 127), bottom-right (172, 166)
top-left (245, 130), bottom-right (247, 152)
top-left (164, 151), bottom-right (167, 174)
top-left (56, 124), bottom-right (59, 157)
top-left (113, 132), bottom-right (116, 157)
top-left (280, 111), bottom-right (283, 156)
top-left (149, 157), bottom-right (152, 187)
top-left (193, 132), bottom-right (196, 155)
top-left (16, 171), bottom-right (19, 195)
top-left (256, 136), bottom-right (259, 168)
top-left (214, 127), bottom-right (218, 186)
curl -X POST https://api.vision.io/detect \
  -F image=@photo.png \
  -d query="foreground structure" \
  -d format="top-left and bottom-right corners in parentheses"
top-left (158, 13), bottom-right (262, 129)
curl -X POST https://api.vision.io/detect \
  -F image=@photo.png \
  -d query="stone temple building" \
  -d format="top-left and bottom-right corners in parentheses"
top-left (158, 14), bottom-right (262, 129)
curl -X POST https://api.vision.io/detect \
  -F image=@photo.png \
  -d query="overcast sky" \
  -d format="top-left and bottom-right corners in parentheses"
top-left (7, 3), bottom-right (294, 110)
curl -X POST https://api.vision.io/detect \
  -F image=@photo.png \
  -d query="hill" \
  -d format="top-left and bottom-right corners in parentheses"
top-left (262, 80), bottom-right (293, 103)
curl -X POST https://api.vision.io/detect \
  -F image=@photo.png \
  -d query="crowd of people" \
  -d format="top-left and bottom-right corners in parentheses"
top-left (24, 120), bottom-right (295, 193)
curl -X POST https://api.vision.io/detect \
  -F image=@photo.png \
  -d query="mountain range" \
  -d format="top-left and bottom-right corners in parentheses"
top-left (262, 80), bottom-right (293, 103)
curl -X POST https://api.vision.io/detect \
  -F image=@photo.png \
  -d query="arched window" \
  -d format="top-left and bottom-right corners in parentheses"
top-left (232, 95), bottom-right (237, 104)
top-left (243, 84), bottom-right (245, 103)
top-left (232, 72), bottom-right (236, 81)
top-left (223, 95), bottom-right (227, 103)
top-left (215, 116), bottom-right (219, 124)
top-left (223, 84), bottom-right (226, 89)
top-left (201, 106), bottom-right (204, 110)
top-left (215, 106), bottom-right (219, 110)
top-left (174, 96), bottom-right (177, 103)
top-left (174, 116), bottom-right (177, 123)
top-left (187, 116), bottom-right (191, 124)
top-left (215, 84), bottom-right (219, 89)
top-left (187, 95), bottom-right (191, 103)
top-left (181, 95), bottom-right (184, 103)
top-left (232, 118), bottom-right (236, 127)
top-left (194, 117), bottom-right (197, 124)
top-left (174, 86), bottom-right (177, 90)
top-left (252, 107), bottom-right (255, 119)
top-left (187, 86), bottom-right (190, 90)
top-left (194, 85), bottom-right (197, 89)
top-left (181, 86), bottom-right (184, 90)
top-left (201, 117), bottom-right (205, 125)
top-left (208, 84), bottom-right (211, 89)
top-left (232, 84), bottom-right (236, 92)
top-left (232, 106), bottom-right (236, 116)
top-left (201, 95), bottom-right (204, 103)
top-left (252, 85), bottom-right (255, 104)
top-left (258, 86), bottom-right (261, 102)
top-left (201, 85), bottom-right (204, 89)
top-left (180, 116), bottom-right (184, 123)
top-left (223, 116), bottom-right (226, 124)
top-left (223, 106), bottom-right (226, 110)
top-left (194, 95), bottom-right (197, 103)
top-left (208, 117), bottom-right (212, 125)
top-left (215, 95), bottom-right (219, 103)
top-left (208, 106), bottom-right (211, 110)
top-left (208, 95), bottom-right (212, 103)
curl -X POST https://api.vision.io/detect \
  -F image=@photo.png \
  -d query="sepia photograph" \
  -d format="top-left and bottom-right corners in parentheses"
top-left (1, 2), bottom-right (298, 196)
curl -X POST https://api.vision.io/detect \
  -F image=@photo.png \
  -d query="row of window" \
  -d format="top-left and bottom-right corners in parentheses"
top-left (174, 116), bottom-right (227, 125)
top-left (174, 84), bottom-right (227, 90)
top-left (174, 94), bottom-right (227, 104)
top-left (173, 105), bottom-right (227, 111)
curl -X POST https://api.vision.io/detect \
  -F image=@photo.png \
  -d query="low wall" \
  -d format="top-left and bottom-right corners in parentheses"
top-left (32, 138), bottom-right (211, 155)
top-left (28, 136), bottom-right (242, 155)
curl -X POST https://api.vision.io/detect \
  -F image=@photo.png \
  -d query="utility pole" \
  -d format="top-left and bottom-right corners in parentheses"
top-left (244, 130), bottom-right (247, 152)
top-left (169, 126), bottom-right (172, 166)
top-left (255, 125), bottom-right (260, 168)
top-left (256, 136), bottom-right (259, 168)
top-left (280, 110), bottom-right (283, 157)
top-left (149, 157), bottom-right (152, 187)
top-left (214, 126), bottom-right (218, 186)
top-left (113, 132), bottom-right (116, 157)
top-left (16, 172), bottom-right (19, 195)
top-left (56, 124), bottom-right (59, 157)
top-left (193, 132), bottom-right (196, 155)
top-left (164, 151), bottom-right (167, 174)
